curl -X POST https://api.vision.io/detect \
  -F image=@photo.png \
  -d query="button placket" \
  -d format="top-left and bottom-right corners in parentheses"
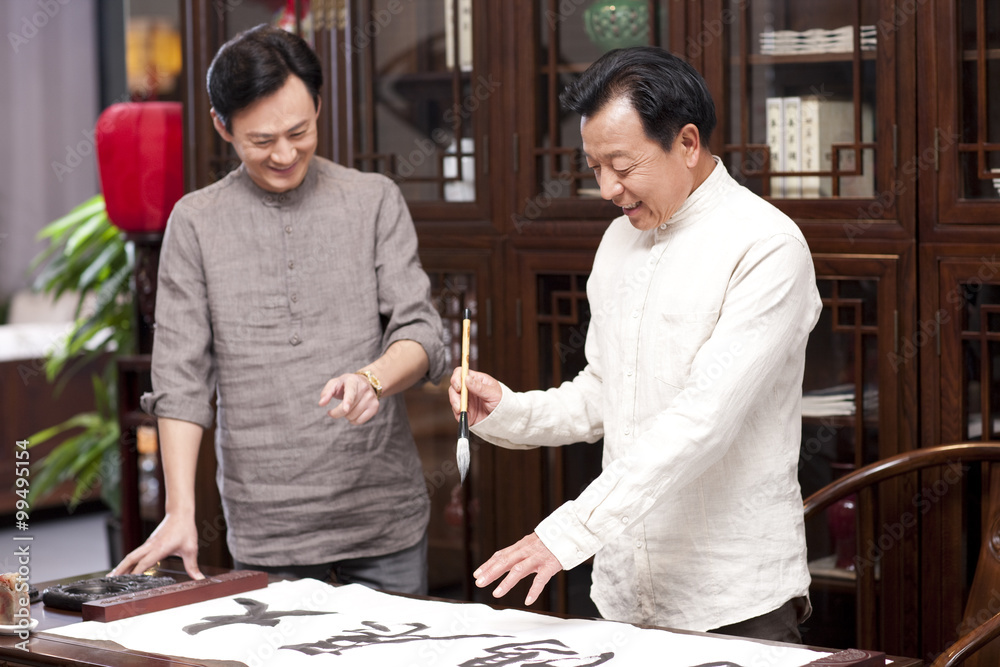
top-left (278, 205), bottom-right (302, 346)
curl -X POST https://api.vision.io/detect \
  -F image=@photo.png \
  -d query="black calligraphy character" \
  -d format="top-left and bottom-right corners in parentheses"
top-left (281, 621), bottom-right (508, 656)
top-left (182, 597), bottom-right (336, 635)
top-left (458, 639), bottom-right (614, 667)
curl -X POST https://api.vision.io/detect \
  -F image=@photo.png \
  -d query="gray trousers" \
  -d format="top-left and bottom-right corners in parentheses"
top-left (234, 531), bottom-right (428, 596)
top-left (708, 596), bottom-right (811, 644)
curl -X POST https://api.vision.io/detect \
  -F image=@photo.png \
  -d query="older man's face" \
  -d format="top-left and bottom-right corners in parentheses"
top-left (581, 98), bottom-right (699, 231)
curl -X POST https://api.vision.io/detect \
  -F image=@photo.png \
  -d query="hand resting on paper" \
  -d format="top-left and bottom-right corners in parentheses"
top-left (473, 532), bottom-right (564, 606)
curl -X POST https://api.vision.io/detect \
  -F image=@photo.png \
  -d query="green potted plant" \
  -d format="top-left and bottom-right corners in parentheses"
top-left (26, 194), bottom-right (135, 520)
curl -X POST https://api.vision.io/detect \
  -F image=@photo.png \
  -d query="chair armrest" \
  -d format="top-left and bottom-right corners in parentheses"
top-left (931, 610), bottom-right (1000, 667)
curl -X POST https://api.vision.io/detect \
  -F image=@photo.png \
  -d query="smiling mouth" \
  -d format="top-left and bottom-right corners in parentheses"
top-left (270, 162), bottom-right (298, 173)
top-left (622, 201), bottom-right (642, 211)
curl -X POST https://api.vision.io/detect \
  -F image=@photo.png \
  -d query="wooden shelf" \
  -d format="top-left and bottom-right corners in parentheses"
top-left (802, 414), bottom-right (879, 428)
top-left (962, 48), bottom-right (1000, 61)
top-left (539, 63), bottom-right (596, 75)
top-left (743, 51), bottom-right (877, 65)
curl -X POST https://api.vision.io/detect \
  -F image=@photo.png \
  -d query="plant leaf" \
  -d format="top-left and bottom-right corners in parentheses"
top-left (36, 195), bottom-right (105, 241)
top-left (26, 413), bottom-right (102, 446)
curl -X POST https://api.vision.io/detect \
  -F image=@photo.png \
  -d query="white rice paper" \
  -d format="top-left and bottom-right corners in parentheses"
top-left (44, 579), bottom-right (831, 666)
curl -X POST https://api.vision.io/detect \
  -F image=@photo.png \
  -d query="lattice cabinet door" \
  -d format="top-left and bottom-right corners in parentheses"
top-left (403, 245), bottom-right (499, 602)
top-left (510, 1), bottom-right (678, 228)
top-left (701, 0), bottom-right (912, 235)
top-left (922, 0), bottom-right (1000, 236)
top-left (183, 0), bottom-right (493, 223)
top-left (919, 251), bottom-right (1000, 663)
top-left (497, 247), bottom-right (603, 617)
top-left (802, 252), bottom-right (914, 654)
top-left (338, 0), bottom-right (494, 224)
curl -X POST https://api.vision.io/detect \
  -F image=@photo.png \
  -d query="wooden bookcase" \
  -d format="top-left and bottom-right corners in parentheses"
top-left (118, 0), bottom-right (1000, 661)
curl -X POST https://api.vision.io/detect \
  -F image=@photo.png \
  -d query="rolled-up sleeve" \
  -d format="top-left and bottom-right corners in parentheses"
top-left (373, 183), bottom-right (447, 383)
top-left (139, 204), bottom-right (217, 429)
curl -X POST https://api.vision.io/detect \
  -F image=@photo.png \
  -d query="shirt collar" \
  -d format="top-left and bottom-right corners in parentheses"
top-left (655, 156), bottom-right (733, 236)
top-left (236, 158), bottom-right (319, 208)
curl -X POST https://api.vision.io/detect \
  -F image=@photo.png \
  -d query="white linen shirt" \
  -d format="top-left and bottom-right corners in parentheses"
top-left (473, 158), bottom-right (823, 632)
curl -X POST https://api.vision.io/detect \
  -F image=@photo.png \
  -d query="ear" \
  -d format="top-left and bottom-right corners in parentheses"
top-left (676, 123), bottom-right (702, 168)
top-left (314, 96), bottom-right (322, 119)
top-left (211, 109), bottom-right (234, 143)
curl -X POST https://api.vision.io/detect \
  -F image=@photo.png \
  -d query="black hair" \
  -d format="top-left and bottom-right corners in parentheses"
top-left (560, 46), bottom-right (717, 151)
top-left (207, 25), bottom-right (323, 133)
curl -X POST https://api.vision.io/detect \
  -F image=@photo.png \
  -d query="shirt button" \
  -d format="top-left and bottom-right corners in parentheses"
top-left (290, 294), bottom-right (298, 303)
top-left (621, 516), bottom-right (630, 525)
top-left (623, 426), bottom-right (630, 435)
top-left (635, 539), bottom-right (643, 549)
top-left (631, 310), bottom-right (639, 318)
top-left (285, 225), bottom-right (292, 234)
top-left (659, 223), bottom-right (667, 230)
top-left (288, 260), bottom-right (294, 270)
top-left (289, 333), bottom-right (301, 345)
top-left (625, 368), bottom-right (633, 376)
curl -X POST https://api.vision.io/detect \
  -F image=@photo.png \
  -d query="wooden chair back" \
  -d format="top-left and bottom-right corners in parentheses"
top-left (803, 443), bottom-right (1000, 667)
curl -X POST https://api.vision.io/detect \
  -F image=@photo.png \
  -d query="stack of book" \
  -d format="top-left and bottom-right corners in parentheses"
top-left (760, 25), bottom-right (877, 55)
top-left (802, 384), bottom-right (856, 417)
top-left (765, 95), bottom-right (874, 198)
top-left (801, 384), bottom-right (879, 418)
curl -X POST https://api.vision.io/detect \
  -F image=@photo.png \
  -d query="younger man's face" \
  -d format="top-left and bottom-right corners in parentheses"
top-left (213, 75), bottom-right (320, 193)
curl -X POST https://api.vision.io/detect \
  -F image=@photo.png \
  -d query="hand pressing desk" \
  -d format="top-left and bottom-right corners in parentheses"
top-left (1, 560), bottom-right (923, 667)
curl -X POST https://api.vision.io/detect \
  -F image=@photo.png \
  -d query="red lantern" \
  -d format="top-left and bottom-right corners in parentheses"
top-left (95, 102), bottom-right (183, 234)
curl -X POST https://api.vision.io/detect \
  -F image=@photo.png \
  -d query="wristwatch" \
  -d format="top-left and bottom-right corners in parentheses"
top-left (354, 370), bottom-right (383, 399)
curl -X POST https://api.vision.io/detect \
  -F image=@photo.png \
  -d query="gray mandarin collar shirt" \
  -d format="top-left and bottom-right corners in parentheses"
top-left (142, 156), bottom-right (446, 565)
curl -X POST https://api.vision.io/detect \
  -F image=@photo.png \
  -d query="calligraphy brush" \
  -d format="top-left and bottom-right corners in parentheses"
top-left (457, 308), bottom-right (471, 484)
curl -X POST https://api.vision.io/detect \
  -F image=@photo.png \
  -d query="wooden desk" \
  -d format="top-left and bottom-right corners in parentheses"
top-left (1, 561), bottom-right (923, 667)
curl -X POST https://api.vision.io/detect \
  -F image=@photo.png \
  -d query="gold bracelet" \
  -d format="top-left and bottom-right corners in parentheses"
top-left (354, 370), bottom-right (383, 399)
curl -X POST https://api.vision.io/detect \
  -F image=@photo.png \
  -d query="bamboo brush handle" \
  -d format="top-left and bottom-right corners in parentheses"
top-left (460, 313), bottom-right (470, 413)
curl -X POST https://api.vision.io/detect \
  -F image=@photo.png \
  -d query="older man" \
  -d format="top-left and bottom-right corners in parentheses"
top-left (451, 47), bottom-right (822, 642)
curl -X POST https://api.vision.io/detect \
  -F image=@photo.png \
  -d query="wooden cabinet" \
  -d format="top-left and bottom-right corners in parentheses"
top-left (914, 0), bottom-right (1000, 662)
top-left (165, 0), bottom-right (998, 660)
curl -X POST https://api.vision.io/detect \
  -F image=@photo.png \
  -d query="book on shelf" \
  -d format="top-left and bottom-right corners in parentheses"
top-left (760, 24), bottom-right (877, 55)
top-left (800, 97), bottom-right (875, 198)
top-left (444, 0), bottom-right (473, 72)
top-left (765, 96), bottom-right (785, 197)
top-left (783, 96), bottom-right (802, 198)
top-left (801, 383), bottom-right (879, 418)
